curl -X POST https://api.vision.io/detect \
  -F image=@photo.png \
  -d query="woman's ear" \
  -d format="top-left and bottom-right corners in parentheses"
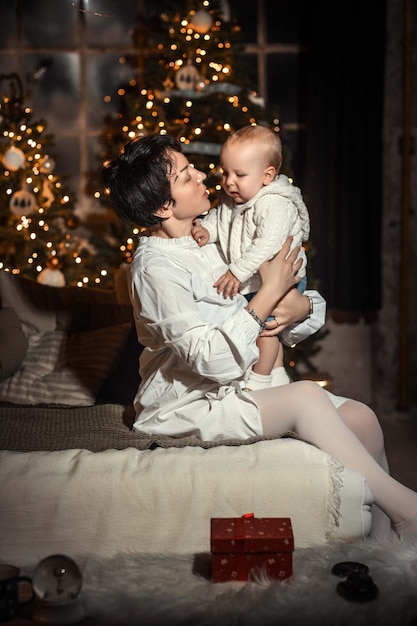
top-left (154, 204), bottom-right (173, 219)
top-left (263, 166), bottom-right (277, 185)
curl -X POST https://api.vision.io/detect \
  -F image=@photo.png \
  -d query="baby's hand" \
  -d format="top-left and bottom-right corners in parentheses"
top-left (214, 270), bottom-right (240, 299)
top-left (192, 219), bottom-right (210, 247)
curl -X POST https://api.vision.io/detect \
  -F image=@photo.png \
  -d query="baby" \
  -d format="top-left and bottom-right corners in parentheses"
top-left (192, 125), bottom-right (310, 390)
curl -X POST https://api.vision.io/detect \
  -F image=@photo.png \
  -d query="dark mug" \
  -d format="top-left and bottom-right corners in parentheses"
top-left (0, 564), bottom-right (34, 622)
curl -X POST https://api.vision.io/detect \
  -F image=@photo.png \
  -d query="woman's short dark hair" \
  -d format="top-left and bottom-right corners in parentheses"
top-left (102, 134), bottom-right (183, 227)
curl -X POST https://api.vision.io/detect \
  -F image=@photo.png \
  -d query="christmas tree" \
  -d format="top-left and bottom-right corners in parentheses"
top-left (91, 0), bottom-right (280, 262)
top-left (90, 0), bottom-right (329, 385)
top-left (0, 72), bottom-right (117, 288)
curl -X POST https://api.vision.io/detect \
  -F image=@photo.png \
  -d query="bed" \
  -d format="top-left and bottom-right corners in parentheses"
top-left (0, 269), bottom-right (386, 571)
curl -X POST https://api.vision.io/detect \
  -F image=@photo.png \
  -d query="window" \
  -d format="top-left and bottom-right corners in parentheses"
top-left (0, 0), bottom-right (306, 212)
top-left (1, 0), bottom-right (384, 310)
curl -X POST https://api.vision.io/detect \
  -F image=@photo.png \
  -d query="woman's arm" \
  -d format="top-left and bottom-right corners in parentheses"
top-left (131, 259), bottom-right (260, 384)
top-left (261, 288), bottom-right (310, 337)
top-left (245, 237), bottom-right (302, 325)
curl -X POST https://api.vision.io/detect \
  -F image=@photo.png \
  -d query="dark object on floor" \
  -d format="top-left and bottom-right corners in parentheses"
top-left (331, 561), bottom-right (369, 577)
top-left (332, 562), bottom-right (379, 603)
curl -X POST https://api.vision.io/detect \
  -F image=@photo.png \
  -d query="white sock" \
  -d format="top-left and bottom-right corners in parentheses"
top-left (270, 366), bottom-right (291, 387)
top-left (244, 371), bottom-right (272, 391)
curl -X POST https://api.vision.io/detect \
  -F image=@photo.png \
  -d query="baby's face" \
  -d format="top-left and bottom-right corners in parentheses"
top-left (220, 141), bottom-right (272, 204)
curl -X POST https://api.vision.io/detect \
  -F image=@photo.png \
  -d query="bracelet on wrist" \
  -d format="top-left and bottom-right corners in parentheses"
top-left (307, 295), bottom-right (314, 317)
top-left (245, 307), bottom-right (267, 331)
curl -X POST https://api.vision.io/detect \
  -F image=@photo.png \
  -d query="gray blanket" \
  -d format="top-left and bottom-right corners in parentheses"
top-left (0, 404), bottom-right (296, 452)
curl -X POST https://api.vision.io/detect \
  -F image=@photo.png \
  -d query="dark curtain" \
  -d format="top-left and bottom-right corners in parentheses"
top-left (301, 1), bottom-right (386, 316)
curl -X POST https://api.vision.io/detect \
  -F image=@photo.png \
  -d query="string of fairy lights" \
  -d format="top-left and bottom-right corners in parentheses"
top-left (98, 0), bottom-right (278, 223)
top-left (1, 1), bottom-right (279, 286)
top-left (0, 74), bottom-right (112, 287)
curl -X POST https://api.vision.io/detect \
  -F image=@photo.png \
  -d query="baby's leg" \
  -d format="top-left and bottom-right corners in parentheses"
top-left (253, 335), bottom-right (281, 375)
top-left (270, 341), bottom-right (292, 386)
top-left (245, 337), bottom-right (282, 390)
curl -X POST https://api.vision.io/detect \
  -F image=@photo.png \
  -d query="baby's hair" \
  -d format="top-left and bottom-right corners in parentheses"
top-left (225, 125), bottom-right (282, 171)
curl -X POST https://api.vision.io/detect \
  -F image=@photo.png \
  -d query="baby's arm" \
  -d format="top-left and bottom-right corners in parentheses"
top-left (191, 219), bottom-right (210, 247)
top-left (213, 269), bottom-right (240, 299)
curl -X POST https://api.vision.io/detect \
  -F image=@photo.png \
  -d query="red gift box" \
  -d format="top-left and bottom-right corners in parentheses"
top-left (210, 513), bottom-right (294, 583)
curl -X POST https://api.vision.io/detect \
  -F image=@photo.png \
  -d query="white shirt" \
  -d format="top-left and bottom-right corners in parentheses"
top-left (128, 234), bottom-right (345, 440)
top-left (129, 235), bottom-right (262, 441)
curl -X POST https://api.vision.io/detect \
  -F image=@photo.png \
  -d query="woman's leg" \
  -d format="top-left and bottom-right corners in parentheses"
top-left (336, 399), bottom-right (391, 537)
top-left (249, 380), bottom-right (417, 532)
top-left (336, 399), bottom-right (385, 463)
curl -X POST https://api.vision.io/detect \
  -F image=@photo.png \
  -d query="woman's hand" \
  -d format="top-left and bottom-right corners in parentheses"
top-left (245, 237), bottom-right (302, 326)
top-left (260, 288), bottom-right (310, 337)
top-left (258, 237), bottom-right (302, 296)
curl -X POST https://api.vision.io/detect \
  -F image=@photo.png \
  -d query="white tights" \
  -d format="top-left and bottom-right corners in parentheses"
top-left (249, 380), bottom-right (417, 532)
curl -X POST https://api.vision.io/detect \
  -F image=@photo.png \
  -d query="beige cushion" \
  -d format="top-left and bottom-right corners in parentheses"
top-left (0, 271), bottom-right (56, 334)
top-left (0, 323), bottom-right (131, 406)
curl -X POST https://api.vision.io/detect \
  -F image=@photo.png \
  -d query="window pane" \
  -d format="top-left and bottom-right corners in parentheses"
top-left (266, 0), bottom-right (302, 43)
top-left (0, 0), bottom-right (18, 48)
top-left (23, 53), bottom-right (80, 133)
top-left (21, 0), bottom-right (78, 47)
top-left (237, 53), bottom-right (258, 92)
top-left (85, 0), bottom-right (138, 47)
top-left (0, 55), bottom-right (19, 77)
top-left (49, 134), bottom-right (80, 198)
top-left (232, 1), bottom-right (258, 44)
top-left (267, 53), bottom-right (306, 125)
top-left (86, 53), bottom-right (135, 129)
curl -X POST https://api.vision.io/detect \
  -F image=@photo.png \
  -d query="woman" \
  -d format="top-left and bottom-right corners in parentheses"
top-left (103, 134), bottom-right (417, 538)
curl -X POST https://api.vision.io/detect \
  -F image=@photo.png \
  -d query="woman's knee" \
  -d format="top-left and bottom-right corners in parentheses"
top-left (292, 379), bottom-right (329, 401)
top-left (338, 399), bottom-right (384, 458)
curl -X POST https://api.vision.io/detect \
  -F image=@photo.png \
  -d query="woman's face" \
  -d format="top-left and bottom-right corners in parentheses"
top-left (168, 150), bottom-right (211, 219)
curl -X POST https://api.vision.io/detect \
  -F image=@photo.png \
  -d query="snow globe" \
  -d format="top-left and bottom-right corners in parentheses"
top-left (32, 554), bottom-right (84, 625)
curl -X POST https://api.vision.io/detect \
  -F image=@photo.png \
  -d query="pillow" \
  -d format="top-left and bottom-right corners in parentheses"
top-left (0, 308), bottom-right (29, 382)
top-left (0, 271), bottom-right (56, 334)
top-left (0, 323), bottom-right (131, 406)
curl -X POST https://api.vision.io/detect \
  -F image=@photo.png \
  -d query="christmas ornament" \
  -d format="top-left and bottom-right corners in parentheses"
top-left (37, 267), bottom-right (66, 287)
top-left (2, 146), bottom-right (26, 171)
top-left (175, 61), bottom-right (201, 91)
top-left (39, 155), bottom-right (56, 174)
top-left (32, 554), bottom-right (84, 624)
top-left (10, 187), bottom-right (37, 216)
top-left (41, 179), bottom-right (55, 209)
top-left (65, 215), bottom-right (80, 229)
top-left (162, 76), bottom-right (175, 91)
top-left (189, 8), bottom-right (213, 34)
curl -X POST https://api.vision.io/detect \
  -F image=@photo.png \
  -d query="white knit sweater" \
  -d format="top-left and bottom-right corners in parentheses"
top-left (201, 174), bottom-right (310, 294)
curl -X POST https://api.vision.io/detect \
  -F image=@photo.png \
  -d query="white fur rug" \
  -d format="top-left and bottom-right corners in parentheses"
top-left (74, 537), bottom-right (417, 626)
